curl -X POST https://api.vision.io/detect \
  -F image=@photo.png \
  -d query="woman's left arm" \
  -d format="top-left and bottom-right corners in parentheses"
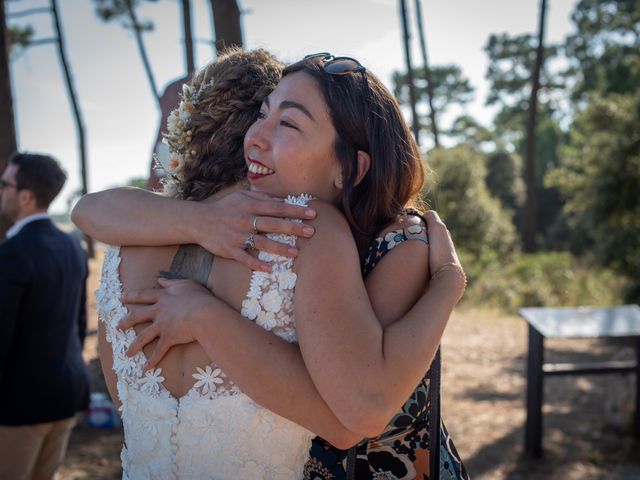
top-left (121, 205), bottom-right (463, 440)
top-left (292, 202), bottom-right (464, 437)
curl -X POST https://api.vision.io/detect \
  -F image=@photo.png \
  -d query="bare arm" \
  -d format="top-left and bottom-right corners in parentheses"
top-left (293, 203), bottom-right (464, 436)
top-left (121, 208), bottom-right (462, 442)
top-left (72, 187), bottom-right (317, 271)
top-left (122, 278), bottom-right (363, 448)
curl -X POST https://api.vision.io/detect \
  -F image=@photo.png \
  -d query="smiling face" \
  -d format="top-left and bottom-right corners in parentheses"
top-left (243, 71), bottom-right (343, 202)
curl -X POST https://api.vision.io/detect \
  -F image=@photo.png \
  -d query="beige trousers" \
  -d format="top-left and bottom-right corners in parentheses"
top-left (0, 417), bottom-right (75, 480)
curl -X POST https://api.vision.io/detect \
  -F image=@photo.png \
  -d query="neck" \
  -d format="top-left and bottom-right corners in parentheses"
top-left (15, 208), bottom-right (47, 222)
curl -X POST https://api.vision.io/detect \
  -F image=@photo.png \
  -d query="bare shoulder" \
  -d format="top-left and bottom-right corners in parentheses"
top-left (294, 199), bottom-right (358, 271)
top-left (365, 213), bottom-right (430, 325)
top-left (301, 199), bottom-right (353, 244)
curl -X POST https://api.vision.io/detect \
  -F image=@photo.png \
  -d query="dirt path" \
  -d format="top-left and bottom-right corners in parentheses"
top-left (58, 250), bottom-right (640, 479)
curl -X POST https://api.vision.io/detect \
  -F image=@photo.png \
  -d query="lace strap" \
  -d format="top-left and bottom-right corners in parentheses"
top-left (95, 246), bottom-right (147, 386)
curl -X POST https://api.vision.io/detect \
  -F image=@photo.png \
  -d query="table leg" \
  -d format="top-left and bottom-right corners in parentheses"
top-left (635, 337), bottom-right (640, 441)
top-left (525, 325), bottom-right (544, 458)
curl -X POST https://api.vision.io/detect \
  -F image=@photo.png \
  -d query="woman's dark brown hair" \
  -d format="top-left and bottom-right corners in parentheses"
top-left (282, 57), bottom-right (425, 255)
top-left (168, 47), bottom-right (284, 200)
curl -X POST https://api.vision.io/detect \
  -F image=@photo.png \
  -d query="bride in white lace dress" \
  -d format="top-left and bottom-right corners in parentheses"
top-left (97, 193), bottom-right (314, 479)
top-left (86, 48), bottom-right (465, 480)
top-left (96, 50), bottom-right (317, 479)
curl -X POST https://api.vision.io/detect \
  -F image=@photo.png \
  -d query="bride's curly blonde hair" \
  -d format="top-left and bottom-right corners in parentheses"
top-left (163, 47), bottom-right (283, 201)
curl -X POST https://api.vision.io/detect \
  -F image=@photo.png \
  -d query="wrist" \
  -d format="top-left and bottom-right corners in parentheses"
top-left (189, 295), bottom-right (222, 342)
top-left (430, 264), bottom-right (466, 302)
top-left (178, 201), bottom-right (205, 244)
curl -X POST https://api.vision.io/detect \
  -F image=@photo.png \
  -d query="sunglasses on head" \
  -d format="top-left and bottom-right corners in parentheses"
top-left (303, 52), bottom-right (367, 76)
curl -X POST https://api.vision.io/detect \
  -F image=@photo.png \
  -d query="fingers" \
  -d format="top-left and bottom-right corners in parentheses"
top-left (126, 323), bottom-right (159, 357)
top-left (252, 233), bottom-right (299, 257)
top-left (250, 199), bottom-right (316, 221)
top-left (253, 216), bottom-right (314, 238)
top-left (119, 305), bottom-right (157, 330)
top-left (423, 210), bottom-right (447, 232)
top-left (143, 339), bottom-right (172, 371)
top-left (233, 248), bottom-right (272, 272)
top-left (425, 210), bottom-right (462, 268)
top-left (121, 288), bottom-right (160, 306)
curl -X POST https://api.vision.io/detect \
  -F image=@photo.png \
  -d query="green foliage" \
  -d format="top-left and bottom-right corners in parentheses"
top-left (447, 115), bottom-right (497, 149)
top-left (546, 92), bottom-right (640, 301)
top-left (425, 146), bottom-right (517, 258)
top-left (485, 151), bottom-right (524, 214)
top-left (484, 33), bottom-right (562, 109)
top-left (392, 64), bottom-right (474, 140)
top-left (8, 25), bottom-right (34, 53)
top-left (93, 0), bottom-right (158, 31)
top-left (393, 64), bottom-right (474, 112)
top-left (464, 252), bottom-right (625, 313)
top-left (565, 0), bottom-right (640, 100)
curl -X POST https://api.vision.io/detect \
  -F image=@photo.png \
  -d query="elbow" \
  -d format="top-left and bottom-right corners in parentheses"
top-left (71, 195), bottom-right (90, 231)
top-left (335, 395), bottom-right (397, 441)
top-left (322, 428), bottom-right (364, 450)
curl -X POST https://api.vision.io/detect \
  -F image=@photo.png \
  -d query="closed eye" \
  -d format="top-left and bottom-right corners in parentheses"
top-left (280, 119), bottom-right (299, 130)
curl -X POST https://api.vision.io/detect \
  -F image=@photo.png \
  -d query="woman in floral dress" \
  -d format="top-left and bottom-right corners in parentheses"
top-left (75, 50), bottom-right (468, 479)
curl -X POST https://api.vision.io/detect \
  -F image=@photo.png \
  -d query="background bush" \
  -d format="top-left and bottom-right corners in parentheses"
top-left (463, 251), bottom-right (625, 313)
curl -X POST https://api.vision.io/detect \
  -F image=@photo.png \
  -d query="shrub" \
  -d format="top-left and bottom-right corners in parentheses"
top-left (425, 145), bottom-right (517, 258)
top-left (463, 251), bottom-right (625, 313)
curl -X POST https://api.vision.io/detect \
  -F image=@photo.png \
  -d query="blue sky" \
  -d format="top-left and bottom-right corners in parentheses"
top-left (7, 0), bottom-right (577, 213)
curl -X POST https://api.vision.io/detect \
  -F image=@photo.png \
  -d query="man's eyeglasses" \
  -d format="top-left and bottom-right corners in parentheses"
top-left (304, 53), bottom-right (367, 76)
top-left (0, 179), bottom-right (19, 190)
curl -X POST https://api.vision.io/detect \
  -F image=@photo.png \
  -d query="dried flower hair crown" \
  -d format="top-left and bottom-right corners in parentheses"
top-left (154, 80), bottom-right (214, 177)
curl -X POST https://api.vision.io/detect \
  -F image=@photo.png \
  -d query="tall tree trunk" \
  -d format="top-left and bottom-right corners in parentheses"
top-left (523, 0), bottom-right (547, 253)
top-left (209, 0), bottom-right (242, 54)
top-left (414, 0), bottom-right (438, 148)
top-left (125, 0), bottom-right (161, 111)
top-left (181, 0), bottom-right (194, 76)
top-left (50, 0), bottom-right (94, 257)
top-left (0, 0), bottom-right (17, 238)
top-left (399, 0), bottom-right (420, 145)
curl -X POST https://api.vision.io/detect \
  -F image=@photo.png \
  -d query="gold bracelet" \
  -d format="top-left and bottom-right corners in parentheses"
top-left (431, 262), bottom-right (467, 287)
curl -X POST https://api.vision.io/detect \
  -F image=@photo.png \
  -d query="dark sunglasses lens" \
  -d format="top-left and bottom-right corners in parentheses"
top-left (324, 58), bottom-right (362, 75)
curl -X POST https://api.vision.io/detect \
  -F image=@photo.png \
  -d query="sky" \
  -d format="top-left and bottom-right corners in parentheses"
top-left (7, 0), bottom-right (578, 214)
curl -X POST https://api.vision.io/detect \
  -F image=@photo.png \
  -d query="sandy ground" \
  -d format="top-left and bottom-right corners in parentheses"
top-left (57, 247), bottom-right (640, 479)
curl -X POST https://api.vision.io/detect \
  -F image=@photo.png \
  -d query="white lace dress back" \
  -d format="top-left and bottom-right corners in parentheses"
top-left (96, 195), bottom-right (314, 479)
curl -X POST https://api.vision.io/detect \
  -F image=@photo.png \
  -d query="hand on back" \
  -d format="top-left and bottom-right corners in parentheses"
top-left (192, 190), bottom-right (317, 271)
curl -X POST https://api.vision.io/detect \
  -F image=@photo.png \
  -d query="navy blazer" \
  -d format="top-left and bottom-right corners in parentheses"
top-left (0, 218), bottom-right (90, 425)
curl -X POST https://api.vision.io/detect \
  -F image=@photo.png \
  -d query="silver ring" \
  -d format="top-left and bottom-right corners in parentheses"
top-left (252, 216), bottom-right (259, 233)
top-left (244, 233), bottom-right (255, 250)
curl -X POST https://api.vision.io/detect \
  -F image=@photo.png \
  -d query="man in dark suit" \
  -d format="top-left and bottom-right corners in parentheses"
top-left (0, 152), bottom-right (89, 479)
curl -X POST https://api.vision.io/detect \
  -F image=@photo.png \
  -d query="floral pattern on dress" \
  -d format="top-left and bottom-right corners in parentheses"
top-left (96, 194), bottom-right (318, 479)
top-left (304, 218), bottom-right (468, 480)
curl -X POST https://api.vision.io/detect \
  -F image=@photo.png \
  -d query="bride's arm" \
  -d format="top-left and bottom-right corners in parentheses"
top-left (122, 278), bottom-right (363, 448)
top-left (121, 207), bottom-right (462, 442)
top-left (71, 187), bottom-right (316, 271)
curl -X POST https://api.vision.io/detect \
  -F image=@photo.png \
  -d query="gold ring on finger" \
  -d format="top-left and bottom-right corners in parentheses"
top-left (252, 216), bottom-right (259, 233)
